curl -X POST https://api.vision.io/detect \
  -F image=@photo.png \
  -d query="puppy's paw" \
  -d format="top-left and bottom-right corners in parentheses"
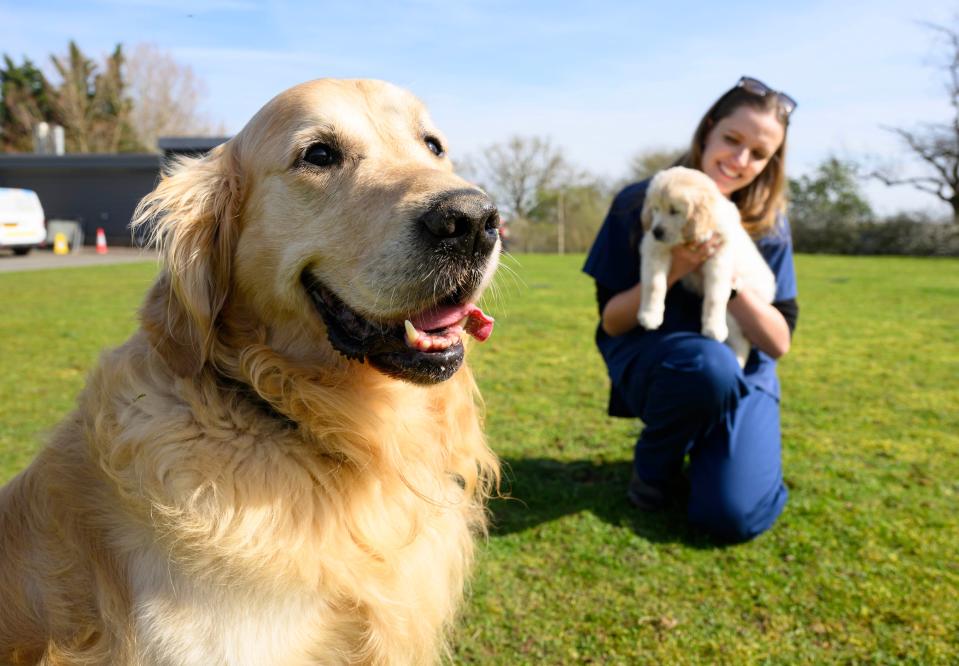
top-left (701, 320), bottom-right (728, 342)
top-left (638, 308), bottom-right (664, 330)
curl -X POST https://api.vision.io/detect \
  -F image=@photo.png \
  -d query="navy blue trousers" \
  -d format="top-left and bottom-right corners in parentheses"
top-left (619, 331), bottom-right (788, 542)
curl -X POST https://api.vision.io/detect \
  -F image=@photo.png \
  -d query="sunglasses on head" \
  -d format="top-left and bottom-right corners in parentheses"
top-left (736, 76), bottom-right (797, 117)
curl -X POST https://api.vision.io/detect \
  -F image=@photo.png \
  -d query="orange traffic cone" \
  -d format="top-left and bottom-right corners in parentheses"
top-left (96, 227), bottom-right (108, 254)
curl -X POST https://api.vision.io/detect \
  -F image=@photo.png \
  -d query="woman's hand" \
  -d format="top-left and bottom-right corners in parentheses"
top-left (668, 237), bottom-right (723, 283)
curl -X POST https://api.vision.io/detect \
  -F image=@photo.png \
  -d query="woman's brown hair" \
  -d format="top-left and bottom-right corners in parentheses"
top-left (675, 86), bottom-right (790, 238)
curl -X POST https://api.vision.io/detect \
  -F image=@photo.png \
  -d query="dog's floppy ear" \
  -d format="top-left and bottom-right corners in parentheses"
top-left (683, 189), bottom-right (715, 245)
top-left (133, 145), bottom-right (241, 377)
top-left (640, 197), bottom-right (653, 232)
top-left (641, 173), bottom-right (661, 232)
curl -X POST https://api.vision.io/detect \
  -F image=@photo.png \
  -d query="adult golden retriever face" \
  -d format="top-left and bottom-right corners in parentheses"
top-left (641, 166), bottom-right (718, 246)
top-left (143, 78), bottom-right (500, 384)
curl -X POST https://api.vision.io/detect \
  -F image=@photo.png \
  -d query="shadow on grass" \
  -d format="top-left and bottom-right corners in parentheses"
top-left (490, 457), bottom-right (723, 549)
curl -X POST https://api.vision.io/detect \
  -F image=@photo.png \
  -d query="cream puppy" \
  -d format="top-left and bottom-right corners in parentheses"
top-left (637, 166), bottom-right (775, 366)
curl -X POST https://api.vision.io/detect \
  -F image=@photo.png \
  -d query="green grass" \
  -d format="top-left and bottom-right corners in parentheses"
top-left (0, 262), bottom-right (158, 475)
top-left (2, 255), bottom-right (958, 664)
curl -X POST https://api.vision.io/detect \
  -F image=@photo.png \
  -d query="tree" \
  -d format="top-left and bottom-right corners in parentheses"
top-left (873, 22), bottom-right (959, 221)
top-left (2, 41), bottom-right (219, 154)
top-left (126, 43), bottom-right (215, 151)
top-left (50, 41), bottom-right (141, 152)
top-left (526, 182), bottom-right (611, 253)
top-left (627, 146), bottom-right (685, 182)
top-left (0, 56), bottom-right (60, 152)
top-left (467, 136), bottom-right (570, 220)
top-left (462, 136), bottom-right (575, 252)
top-left (789, 157), bottom-right (873, 254)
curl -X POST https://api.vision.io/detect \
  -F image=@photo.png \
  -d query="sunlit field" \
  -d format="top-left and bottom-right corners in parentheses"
top-left (2, 254), bottom-right (957, 664)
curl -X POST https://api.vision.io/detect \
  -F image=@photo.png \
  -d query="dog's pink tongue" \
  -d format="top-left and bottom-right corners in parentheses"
top-left (463, 307), bottom-right (494, 342)
top-left (411, 304), bottom-right (494, 342)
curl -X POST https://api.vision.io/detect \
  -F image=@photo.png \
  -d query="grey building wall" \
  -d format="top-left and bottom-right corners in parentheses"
top-left (0, 137), bottom-right (228, 248)
top-left (0, 154), bottom-right (162, 247)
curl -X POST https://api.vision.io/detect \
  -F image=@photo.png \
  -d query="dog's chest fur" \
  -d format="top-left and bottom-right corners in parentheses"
top-left (72, 335), bottom-right (483, 665)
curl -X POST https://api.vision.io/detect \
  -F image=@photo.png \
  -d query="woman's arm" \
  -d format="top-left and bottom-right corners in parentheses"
top-left (727, 288), bottom-right (791, 359)
top-left (600, 281), bottom-right (645, 336)
top-left (601, 237), bottom-right (793, 359)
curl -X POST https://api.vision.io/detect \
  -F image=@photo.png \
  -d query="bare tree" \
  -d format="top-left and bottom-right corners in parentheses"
top-left (470, 136), bottom-right (570, 220)
top-left (126, 43), bottom-right (215, 151)
top-left (874, 22), bottom-right (959, 221)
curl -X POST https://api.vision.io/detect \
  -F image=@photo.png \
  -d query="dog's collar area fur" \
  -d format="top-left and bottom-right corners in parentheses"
top-left (218, 375), bottom-right (298, 429)
top-left (300, 270), bottom-right (466, 384)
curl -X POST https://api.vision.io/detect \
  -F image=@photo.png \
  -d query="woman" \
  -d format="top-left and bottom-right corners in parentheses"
top-left (583, 76), bottom-right (799, 543)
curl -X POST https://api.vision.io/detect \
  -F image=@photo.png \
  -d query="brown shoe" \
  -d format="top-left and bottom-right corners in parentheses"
top-left (626, 471), bottom-right (689, 511)
top-left (626, 472), bottom-right (668, 510)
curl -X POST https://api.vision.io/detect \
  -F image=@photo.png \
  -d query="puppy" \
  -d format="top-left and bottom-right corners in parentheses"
top-left (0, 79), bottom-right (501, 665)
top-left (637, 166), bottom-right (775, 366)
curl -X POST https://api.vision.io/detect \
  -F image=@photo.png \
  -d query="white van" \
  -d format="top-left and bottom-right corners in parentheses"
top-left (0, 187), bottom-right (47, 255)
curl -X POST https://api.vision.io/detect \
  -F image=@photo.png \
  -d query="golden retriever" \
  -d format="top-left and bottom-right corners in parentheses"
top-left (0, 79), bottom-right (501, 665)
top-left (638, 166), bottom-right (775, 366)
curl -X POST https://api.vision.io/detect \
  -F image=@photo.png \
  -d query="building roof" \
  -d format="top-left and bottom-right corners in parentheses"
top-left (157, 137), bottom-right (230, 152)
top-left (0, 154), bottom-right (161, 170)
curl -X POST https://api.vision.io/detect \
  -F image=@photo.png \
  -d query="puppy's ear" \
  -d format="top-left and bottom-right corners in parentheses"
top-left (640, 197), bottom-right (653, 232)
top-left (134, 145), bottom-right (241, 377)
top-left (641, 173), bottom-right (661, 232)
top-left (683, 190), bottom-right (715, 245)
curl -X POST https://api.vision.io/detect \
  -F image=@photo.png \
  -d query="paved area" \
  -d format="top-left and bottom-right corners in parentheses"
top-left (0, 246), bottom-right (158, 273)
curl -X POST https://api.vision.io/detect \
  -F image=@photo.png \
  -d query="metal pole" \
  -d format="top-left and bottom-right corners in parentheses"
top-left (557, 188), bottom-right (565, 255)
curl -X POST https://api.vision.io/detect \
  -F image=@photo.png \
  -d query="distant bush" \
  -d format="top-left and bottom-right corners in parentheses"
top-left (853, 213), bottom-right (959, 256)
top-left (788, 157), bottom-right (959, 256)
top-left (792, 212), bottom-right (959, 256)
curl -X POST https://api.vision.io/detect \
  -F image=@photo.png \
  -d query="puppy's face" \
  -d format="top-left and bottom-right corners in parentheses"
top-left (143, 79), bottom-right (501, 385)
top-left (641, 167), bottom-right (717, 247)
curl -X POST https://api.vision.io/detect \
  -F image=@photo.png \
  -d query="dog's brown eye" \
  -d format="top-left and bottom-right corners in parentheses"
top-left (425, 136), bottom-right (445, 157)
top-left (304, 143), bottom-right (341, 168)
top-left (669, 206), bottom-right (678, 216)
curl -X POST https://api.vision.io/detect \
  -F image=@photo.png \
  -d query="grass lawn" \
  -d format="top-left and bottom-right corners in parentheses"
top-left (1, 254), bottom-right (957, 664)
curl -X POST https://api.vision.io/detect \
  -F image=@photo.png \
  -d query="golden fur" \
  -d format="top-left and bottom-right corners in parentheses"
top-left (0, 79), bottom-right (500, 665)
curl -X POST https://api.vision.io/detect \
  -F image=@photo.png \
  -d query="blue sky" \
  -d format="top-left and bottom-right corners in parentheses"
top-left (2, 0), bottom-right (956, 215)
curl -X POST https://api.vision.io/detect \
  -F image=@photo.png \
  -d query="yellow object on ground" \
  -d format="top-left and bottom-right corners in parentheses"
top-left (53, 232), bottom-right (69, 255)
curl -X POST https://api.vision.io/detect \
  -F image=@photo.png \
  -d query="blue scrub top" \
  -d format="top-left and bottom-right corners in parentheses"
top-left (583, 179), bottom-right (798, 408)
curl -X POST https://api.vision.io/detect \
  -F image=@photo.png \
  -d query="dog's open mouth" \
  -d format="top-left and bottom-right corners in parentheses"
top-left (301, 271), bottom-right (494, 384)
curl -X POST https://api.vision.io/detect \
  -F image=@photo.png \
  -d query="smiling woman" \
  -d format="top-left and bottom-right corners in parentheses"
top-left (700, 106), bottom-right (783, 197)
top-left (584, 75), bottom-right (800, 543)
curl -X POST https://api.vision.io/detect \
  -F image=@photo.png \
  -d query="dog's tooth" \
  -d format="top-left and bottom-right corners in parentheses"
top-left (404, 320), bottom-right (419, 347)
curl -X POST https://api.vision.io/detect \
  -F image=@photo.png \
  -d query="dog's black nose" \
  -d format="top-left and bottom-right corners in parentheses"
top-left (419, 189), bottom-right (500, 257)
top-left (652, 226), bottom-right (665, 241)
